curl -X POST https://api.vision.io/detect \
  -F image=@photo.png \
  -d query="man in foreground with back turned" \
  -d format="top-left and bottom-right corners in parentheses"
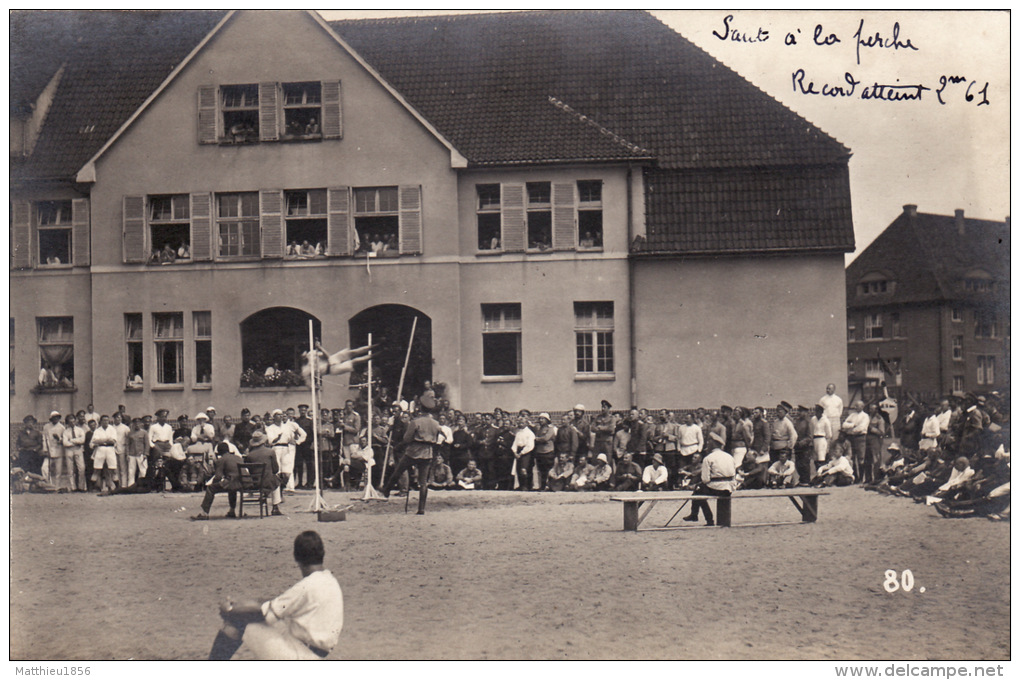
top-left (208, 530), bottom-right (344, 660)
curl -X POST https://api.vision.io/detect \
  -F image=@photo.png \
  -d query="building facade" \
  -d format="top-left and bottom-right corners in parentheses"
top-left (11, 10), bottom-right (855, 418)
top-left (846, 205), bottom-right (1010, 402)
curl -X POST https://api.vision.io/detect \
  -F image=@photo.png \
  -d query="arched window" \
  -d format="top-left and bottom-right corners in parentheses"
top-left (348, 305), bottom-right (432, 400)
top-left (240, 308), bottom-right (320, 387)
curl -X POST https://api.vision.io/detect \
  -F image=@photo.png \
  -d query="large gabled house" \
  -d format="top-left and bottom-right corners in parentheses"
top-left (846, 205), bottom-right (1010, 402)
top-left (10, 9), bottom-right (855, 418)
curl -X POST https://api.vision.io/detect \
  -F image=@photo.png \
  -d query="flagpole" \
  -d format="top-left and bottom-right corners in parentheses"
top-left (307, 320), bottom-right (326, 512)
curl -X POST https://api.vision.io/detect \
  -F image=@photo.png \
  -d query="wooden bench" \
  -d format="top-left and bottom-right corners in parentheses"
top-left (609, 489), bottom-right (830, 531)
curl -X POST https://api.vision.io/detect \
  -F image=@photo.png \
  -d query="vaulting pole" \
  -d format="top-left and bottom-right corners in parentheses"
top-left (382, 315), bottom-right (418, 474)
top-left (361, 331), bottom-right (387, 501)
top-left (307, 321), bottom-right (326, 512)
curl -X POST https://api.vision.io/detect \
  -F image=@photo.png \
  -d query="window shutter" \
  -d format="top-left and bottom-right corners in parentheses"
top-left (501, 183), bottom-right (526, 252)
top-left (327, 187), bottom-right (351, 256)
top-left (260, 189), bottom-right (284, 258)
top-left (259, 82), bottom-right (279, 142)
top-left (197, 85), bottom-right (218, 144)
top-left (190, 193), bottom-right (213, 261)
top-left (71, 198), bottom-right (90, 267)
top-left (11, 201), bottom-right (32, 269)
top-left (398, 185), bottom-right (422, 255)
top-left (122, 195), bottom-right (147, 263)
top-left (322, 81), bottom-right (342, 139)
top-left (552, 182), bottom-right (576, 251)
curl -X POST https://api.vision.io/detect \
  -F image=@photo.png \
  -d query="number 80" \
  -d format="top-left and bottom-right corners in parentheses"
top-left (883, 569), bottom-right (914, 593)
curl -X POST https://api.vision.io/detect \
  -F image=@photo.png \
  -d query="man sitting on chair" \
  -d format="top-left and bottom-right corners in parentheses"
top-left (192, 442), bottom-right (243, 520)
top-left (244, 431), bottom-right (284, 516)
top-left (209, 530), bottom-right (344, 660)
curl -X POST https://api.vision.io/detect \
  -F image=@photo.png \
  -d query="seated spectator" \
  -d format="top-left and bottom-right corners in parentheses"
top-left (588, 453), bottom-right (613, 491)
top-left (177, 242), bottom-right (191, 259)
top-left (244, 431), bottom-right (283, 516)
top-left (569, 457), bottom-right (594, 491)
top-left (675, 453), bottom-right (703, 490)
top-left (342, 435), bottom-right (374, 490)
top-left (10, 468), bottom-right (57, 494)
top-left (926, 456), bottom-right (975, 504)
top-left (767, 451), bottom-right (798, 488)
top-left (739, 453), bottom-right (768, 490)
top-left (546, 453), bottom-right (574, 492)
top-left (864, 442), bottom-right (907, 490)
top-left (613, 452), bottom-right (642, 491)
top-left (934, 481), bottom-right (1010, 520)
top-left (812, 447), bottom-right (854, 487)
top-left (427, 454), bottom-right (456, 490)
top-left (641, 453), bottom-right (668, 491)
top-left (456, 459), bottom-right (483, 490)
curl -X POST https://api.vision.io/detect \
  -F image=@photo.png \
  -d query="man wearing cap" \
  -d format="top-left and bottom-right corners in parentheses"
top-left (42, 411), bottom-right (66, 489)
top-left (684, 432), bottom-right (735, 526)
top-left (61, 413), bottom-right (87, 492)
top-left (381, 392), bottom-right (441, 514)
top-left (770, 402), bottom-right (798, 464)
top-left (641, 453), bottom-right (669, 491)
top-left (587, 453), bottom-right (613, 490)
top-left (510, 415), bottom-right (536, 490)
top-left (149, 409), bottom-right (181, 491)
top-left (841, 401), bottom-right (870, 482)
top-left (245, 430), bottom-right (284, 515)
top-left (810, 404), bottom-right (832, 474)
top-left (592, 400), bottom-right (617, 460)
top-left (678, 412), bottom-right (705, 472)
top-left (233, 409), bottom-right (256, 452)
top-left (652, 410), bottom-right (680, 488)
top-left (17, 416), bottom-right (45, 476)
top-left (532, 413), bottom-right (557, 490)
top-left (205, 407), bottom-right (222, 442)
top-left (572, 404), bottom-right (592, 462)
top-left (294, 404), bottom-right (315, 489)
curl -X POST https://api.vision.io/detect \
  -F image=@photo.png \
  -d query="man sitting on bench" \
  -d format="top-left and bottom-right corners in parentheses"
top-left (683, 432), bottom-right (735, 526)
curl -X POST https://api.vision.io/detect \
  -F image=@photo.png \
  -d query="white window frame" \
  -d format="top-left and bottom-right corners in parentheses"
top-left (221, 83), bottom-right (260, 142)
top-left (353, 187), bottom-right (399, 254)
top-left (525, 181), bottom-right (552, 251)
top-left (951, 308), bottom-right (963, 322)
top-left (476, 184), bottom-right (502, 252)
top-left (574, 301), bottom-right (615, 378)
top-left (977, 355), bottom-right (995, 385)
top-left (125, 313), bottom-right (144, 389)
top-left (284, 189), bottom-right (327, 259)
top-left (153, 312), bottom-right (184, 386)
top-left (36, 200), bottom-right (73, 267)
top-left (194, 311), bottom-right (212, 386)
top-left (952, 375), bottom-right (965, 393)
top-left (147, 194), bottom-right (191, 264)
top-left (281, 82), bottom-right (323, 139)
top-left (216, 192), bottom-right (260, 259)
top-left (481, 303), bottom-right (522, 380)
top-left (864, 313), bottom-right (883, 340)
top-left (952, 335), bottom-right (963, 361)
top-left (577, 179), bottom-right (604, 250)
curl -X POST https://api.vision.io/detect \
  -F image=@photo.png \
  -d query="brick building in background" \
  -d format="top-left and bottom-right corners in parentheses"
top-left (846, 205), bottom-right (1010, 404)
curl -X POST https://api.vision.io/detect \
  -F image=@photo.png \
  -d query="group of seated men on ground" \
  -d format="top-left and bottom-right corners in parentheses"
top-left (11, 385), bottom-right (1009, 521)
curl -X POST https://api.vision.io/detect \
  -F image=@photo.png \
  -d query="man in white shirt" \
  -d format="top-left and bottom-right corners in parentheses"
top-left (810, 404), bottom-right (833, 463)
top-left (111, 412), bottom-right (131, 488)
top-left (819, 383), bottom-right (844, 447)
top-left (678, 413), bottom-right (704, 464)
top-left (813, 444), bottom-right (854, 486)
top-left (919, 406), bottom-right (942, 451)
top-left (265, 409), bottom-right (306, 491)
top-left (841, 400), bottom-right (870, 482)
top-left (683, 432), bottom-right (735, 526)
top-left (209, 531), bottom-right (344, 660)
top-left (42, 411), bottom-right (65, 488)
top-left (767, 451), bottom-right (798, 488)
top-left (149, 409), bottom-right (181, 491)
top-left (935, 399), bottom-right (953, 434)
top-left (510, 415), bottom-right (535, 490)
top-left (641, 453), bottom-right (669, 490)
top-left (61, 414), bottom-right (87, 492)
top-left (91, 415), bottom-right (119, 495)
top-left (934, 457), bottom-right (975, 498)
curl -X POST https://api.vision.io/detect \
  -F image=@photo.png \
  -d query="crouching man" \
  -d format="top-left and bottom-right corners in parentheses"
top-left (209, 530), bottom-right (344, 660)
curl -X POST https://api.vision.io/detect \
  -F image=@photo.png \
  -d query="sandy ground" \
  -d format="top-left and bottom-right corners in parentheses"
top-left (8, 486), bottom-right (1010, 660)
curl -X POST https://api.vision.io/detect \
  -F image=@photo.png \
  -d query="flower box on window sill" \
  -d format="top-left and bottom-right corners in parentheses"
top-left (574, 373), bottom-right (615, 382)
top-left (31, 385), bottom-right (77, 394)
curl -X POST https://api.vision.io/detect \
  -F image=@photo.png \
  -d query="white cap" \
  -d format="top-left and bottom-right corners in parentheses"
top-left (271, 408), bottom-right (283, 416)
top-left (49, 410), bottom-right (61, 418)
top-left (206, 406), bottom-right (216, 412)
top-left (573, 404), bottom-right (585, 411)
top-left (194, 412), bottom-right (209, 421)
top-left (596, 453), bottom-right (608, 463)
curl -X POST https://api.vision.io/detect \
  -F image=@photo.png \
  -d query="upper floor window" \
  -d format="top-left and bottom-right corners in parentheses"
top-left (890, 312), bottom-right (903, 338)
top-left (952, 335), bottom-right (963, 361)
top-left (952, 375), bottom-right (964, 393)
top-left (198, 81), bottom-right (341, 145)
top-left (847, 316), bottom-right (857, 342)
top-left (282, 82), bottom-right (322, 139)
top-left (526, 182), bottom-right (552, 251)
top-left (961, 269), bottom-right (996, 293)
top-left (857, 272), bottom-right (894, 297)
top-left (148, 195), bottom-right (191, 264)
top-left (285, 189), bottom-right (327, 258)
top-left (477, 184), bottom-right (502, 251)
top-left (864, 313), bottom-right (883, 340)
top-left (37, 200), bottom-right (72, 266)
top-left (977, 355), bottom-right (995, 385)
top-left (221, 84), bottom-right (260, 143)
top-left (974, 311), bottom-right (998, 339)
top-left (577, 180), bottom-right (603, 249)
top-left (951, 307), bottom-right (964, 322)
top-left (216, 193), bottom-right (260, 258)
top-left (354, 187), bottom-right (399, 256)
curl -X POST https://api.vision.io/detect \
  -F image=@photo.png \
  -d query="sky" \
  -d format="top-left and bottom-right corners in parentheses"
top-left (319, 9), bottom-right (1010, 263)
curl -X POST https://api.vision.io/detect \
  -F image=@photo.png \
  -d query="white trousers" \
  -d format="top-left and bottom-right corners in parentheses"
top-left (814, 437), bottom-right (829, 462)
top-left (243, 622), bottom-right (323, 660)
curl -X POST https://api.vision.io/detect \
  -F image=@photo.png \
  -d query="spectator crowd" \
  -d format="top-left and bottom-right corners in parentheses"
top-left (10, 383), bottom-right (1010, 522)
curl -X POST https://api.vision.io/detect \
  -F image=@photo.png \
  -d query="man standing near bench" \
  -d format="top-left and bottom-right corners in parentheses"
top-left (683, 432), bottom-right (735, 526)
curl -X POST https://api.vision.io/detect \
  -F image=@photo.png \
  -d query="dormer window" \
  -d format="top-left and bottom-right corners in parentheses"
top-left (961, 269), bottom-right (995, 293)
top-left (857, 271), bottom-right (894, 296)
top-left (282, 82), bottom-right (322, 139)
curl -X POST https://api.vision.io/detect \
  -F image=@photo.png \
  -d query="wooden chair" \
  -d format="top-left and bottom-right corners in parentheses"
top-left (237, 462), bottom-right (268, 518)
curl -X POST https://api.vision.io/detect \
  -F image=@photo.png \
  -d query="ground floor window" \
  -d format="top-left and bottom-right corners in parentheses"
top-left (37, 317), bottom-right (74, 388)
top-left (125, 314), bottom-right (143, 388)
top-left (574, 301), bottom-right (614, 375)
top-left (977, 355), bottom-right (995, 385)
top-left (194, 311), bottom-right (212, 385)
top-left (154, 312), bottom-right (184, 385)
top-left (481, 303), bottom-right (521, 378)
top-left (240, 308), bottom-right (319, 387)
